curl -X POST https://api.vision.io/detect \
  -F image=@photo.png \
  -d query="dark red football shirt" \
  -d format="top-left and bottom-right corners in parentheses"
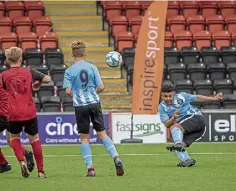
top-left (0, 77), bottom-right (8, 117)
top-left (1, 66), bottom-right (45, 121)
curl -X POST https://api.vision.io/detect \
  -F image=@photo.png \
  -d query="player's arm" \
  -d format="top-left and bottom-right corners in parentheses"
top-left (94, 66), bottom-right (104, 93)
top-left (63, 69), bottom-right (73, 98)
top-left (163, 111), bottom-right (179, 128)
top-left (196, 93), bottom-right (222, 102)
top-left (30, 68), bottom-right (51, 83)
top-left (158, 105), bottom-right (178, 128)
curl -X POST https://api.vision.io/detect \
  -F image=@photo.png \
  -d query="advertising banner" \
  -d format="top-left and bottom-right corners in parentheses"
top-left (203, 113), bottom-right (236, 142)
top-left (111, 113), bottom-right (166, 144)
top-left (132, 1), bottom-right (167, 114)
top-left (167, 111), bottom-right (236, 143)
top-left (0, 113), bottom-right (109, 145)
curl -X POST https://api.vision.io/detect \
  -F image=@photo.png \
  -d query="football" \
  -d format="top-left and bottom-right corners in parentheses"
top-left (105, 51), bottom-right (123, 68)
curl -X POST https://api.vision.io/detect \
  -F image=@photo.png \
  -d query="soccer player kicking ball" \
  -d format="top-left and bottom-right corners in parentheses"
top-left (1, 47), bottom-right (51, 178)
top-left (158, 83), bottom-right (222, 167)
top-left (63, 40), bottom-right (124, 177)
top-left (0, 80), bottom-right (35, 173)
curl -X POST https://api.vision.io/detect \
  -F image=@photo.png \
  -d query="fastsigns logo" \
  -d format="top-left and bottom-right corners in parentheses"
top-left (116, 121), bottom-right (163, 137)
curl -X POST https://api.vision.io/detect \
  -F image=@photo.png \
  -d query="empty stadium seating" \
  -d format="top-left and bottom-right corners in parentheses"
top-left (0, 1), bottom-right (236, 111)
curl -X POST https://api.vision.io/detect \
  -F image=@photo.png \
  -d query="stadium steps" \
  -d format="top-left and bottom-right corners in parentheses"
top-left (44, 0), bottom-right (131, 111)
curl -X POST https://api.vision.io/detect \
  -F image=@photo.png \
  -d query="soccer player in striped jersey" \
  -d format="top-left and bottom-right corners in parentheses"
top-left (158, 83), bottom-right (222, 167)
top-left (63, 40), bottom-right (124, 177)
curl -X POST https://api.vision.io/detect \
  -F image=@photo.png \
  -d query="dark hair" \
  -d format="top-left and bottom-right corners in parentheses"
top-left (161, 83), bottom-right (175, 93)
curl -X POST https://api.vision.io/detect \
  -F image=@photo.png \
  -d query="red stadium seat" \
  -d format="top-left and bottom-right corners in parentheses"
top-left (129, 15), bottom-right (142, 37)
top-left (165, 31), bottom-right (174, 48)
top-left (24, 1), bottom-right (45, 20)
top-left (123, 1), bottom-right (141, 20)
top-left (19, 32), bottom-right (38, 51)
top-left (186, 15), bottom-right (205, 33)
top-left (5, 1), bottom-right (25, 20)
top-left (212, 30), bottom-right (231, 51)
top-left (199, 2), bottom-right (218, 18)
top-left (193, 30), bottom-right (212, 50)
top-left (174, 30), bottom-right (193, 51)
top-left (0, 2), bottom-right (5, 17)
top-left (39, 32), bottom-right (58, 52)
top-left (110, 16), bottom-right (128, 37)
top-left (218, 1), bottom-right (236, 18)
top-left (0, 32), bottom-right (18, 51)
top-left (103, 1), bottom-right (123, 22)
top-left (225, 15), bottom-right (236, 34)
top-left (231, 32), bottom-right (236, 46)
top-left (167, 15), bottom-right (186, 34)
top-left (206, 15), bottom-right (224, 33)
top-left (0, 17), bottom-right (12, 35)
top-left (180, 1), bottom-right (199, 18)
top-left (167, 1), bottom-right (179, 19)
top-left (33, 16), bottom-right (52, 36)
top-left (140, 1), bottom-right (152, 14)
top-left (13, 16), bottom-right (32, 35)
top-left (115, 31), bottom-right (134, 52)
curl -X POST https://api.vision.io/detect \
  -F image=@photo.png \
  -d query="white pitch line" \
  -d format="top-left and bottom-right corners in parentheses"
top-left (5, 152), bottom-right (236, 158)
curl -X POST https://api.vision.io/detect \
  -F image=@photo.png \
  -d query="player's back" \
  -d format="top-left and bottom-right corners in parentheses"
top-left (1, 67), bottom-right (36, 121)
top-left (65, 60), bottom-right (101, 106)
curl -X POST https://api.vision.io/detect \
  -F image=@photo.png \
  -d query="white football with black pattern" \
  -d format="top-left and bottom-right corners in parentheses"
top-left (105, 51), bottom-right (122, 68)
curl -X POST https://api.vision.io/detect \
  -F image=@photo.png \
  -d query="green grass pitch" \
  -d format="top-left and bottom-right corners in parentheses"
top-left (0, 143), bottom-right (236, 191)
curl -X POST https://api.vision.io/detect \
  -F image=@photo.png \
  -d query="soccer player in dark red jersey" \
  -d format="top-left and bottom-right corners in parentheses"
top-left (0, 74), bottom-right (35, 173)
top-left (1, 47), bottom-right (51, 178)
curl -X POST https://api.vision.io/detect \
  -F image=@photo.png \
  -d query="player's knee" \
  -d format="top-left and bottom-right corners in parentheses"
top-left (28, 134), bottom-right (39, 143)
top-left (80, 133), bottom-right (90, 144)
top-left (96, 130), bottom-right (107, 140)
top-left (170, 123), bottom-right (184, 131)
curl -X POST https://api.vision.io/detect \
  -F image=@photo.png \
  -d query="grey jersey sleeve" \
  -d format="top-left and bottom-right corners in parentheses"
top-left (30, 68), bottom-right (46, 81)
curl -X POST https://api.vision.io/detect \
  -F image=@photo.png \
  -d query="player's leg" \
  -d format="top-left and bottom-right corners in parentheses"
top-left (166, 122), bottom-right (186, 152)
top-left (0, 116), bottom-right (11, 173)
top-left (75, 106), bottom-right (94, 177)
top-left (89, 103), bottom-right (124, 176)
top-left (24, 117), bottom-right (47, 178)
top-left (6, 129), bottom-right (35, 172)
top-left (175, 115), bottom-right (205, 167)
top-left (182, 115), bottom-right (206, 147)
top-left (9, 121), bottom-right (30, 177)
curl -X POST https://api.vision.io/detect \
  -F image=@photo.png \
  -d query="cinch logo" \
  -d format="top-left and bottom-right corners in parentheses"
top-left (45, 117), bottom-right (78, 136)
top-left (116, 121), bottom-right (163, 137)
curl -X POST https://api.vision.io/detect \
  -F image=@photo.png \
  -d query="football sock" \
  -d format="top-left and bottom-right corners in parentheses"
top-left (171, 127), bottom-right (183, 144)
top-left (31, 140), bottom-right (44, 172)
top-left (102, 136), bottom-right (118, 159)
top-left (11, 138), bottom-right (24, 161)
top-left (81, 143), bottom-right (93, 169)
top-left (0, 148), bottom-right (8, 165)
top-left (175, 150), bottom-right (190, 161)
top-left (21, 146), bottom-right (26, 155)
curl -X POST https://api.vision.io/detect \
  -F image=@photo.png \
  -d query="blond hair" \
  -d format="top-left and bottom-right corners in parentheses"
top-left (71, 40), bottom-right (86, 58)
top-left (5, 47), bottom-right (23, 64)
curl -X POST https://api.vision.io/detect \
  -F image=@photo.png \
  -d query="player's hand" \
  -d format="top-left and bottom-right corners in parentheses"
top-left (173, 110), bottom-right (180, 119)
top-left (32, 81), bottom-right (42, 91)
top-left (213, 92), bottom-right (223, 101)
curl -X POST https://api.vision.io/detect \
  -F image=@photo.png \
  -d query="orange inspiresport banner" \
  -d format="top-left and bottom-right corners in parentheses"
top-left (131, 1), bottom-right (168, 115)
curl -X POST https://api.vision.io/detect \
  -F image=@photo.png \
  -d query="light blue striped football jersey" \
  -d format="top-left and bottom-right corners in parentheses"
top-left (158, 92), bottom-right (202, 123)
top-left (63, 60), bottom-right (103, 106)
